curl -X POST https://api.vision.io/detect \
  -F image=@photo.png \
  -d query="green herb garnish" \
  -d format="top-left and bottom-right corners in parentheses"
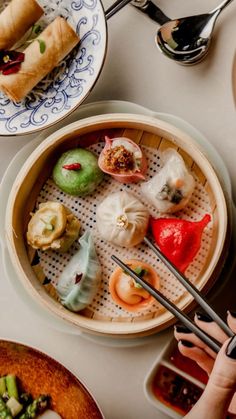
top-left (122, 265), bottom-right (148, 289)
top-left (133, 266), bottom-right (148, 289)
top-left (37, 39), bottom-right (46, 54)
top-left (45, 223), bottom-right (53, 231)
top-left (32, 24), bottom-right (42, 35)
top-left (133, 266), bottom-right (148, 278)
top-left (134, 281), bottom-right (143, 289)
top-left (40, 217), bottom-right (54, 232)
top-left (16, 24), bottom-right (43, 50)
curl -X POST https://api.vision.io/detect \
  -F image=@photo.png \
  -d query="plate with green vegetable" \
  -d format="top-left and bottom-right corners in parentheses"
top-left (0, 340), bottom-right (103, 419)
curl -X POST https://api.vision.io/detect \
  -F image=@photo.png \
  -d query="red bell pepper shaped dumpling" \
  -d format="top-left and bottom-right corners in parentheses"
top-left (150, 214), bottom-right (211, 273)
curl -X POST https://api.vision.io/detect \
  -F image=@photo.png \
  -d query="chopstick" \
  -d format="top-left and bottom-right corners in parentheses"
top-left (144, 236), bottom-right (234, 338)
top-left (111, 255), bottom-right (221, 353)
top-left (105, 0), bottom-right (133, 20)
top-left (131, 0), bottom-right (170, 25)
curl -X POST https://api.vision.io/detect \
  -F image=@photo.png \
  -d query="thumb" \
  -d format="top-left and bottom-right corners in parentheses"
top-left (203, 336), bottom-right (236, 413)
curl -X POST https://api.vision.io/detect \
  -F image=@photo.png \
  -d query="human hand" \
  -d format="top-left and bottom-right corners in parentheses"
top-left (174, 311), bottom-right (236, 418)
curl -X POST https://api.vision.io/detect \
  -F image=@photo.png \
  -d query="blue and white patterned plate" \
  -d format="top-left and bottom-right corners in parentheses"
top-left (0, 0), bottom-right (107, 135)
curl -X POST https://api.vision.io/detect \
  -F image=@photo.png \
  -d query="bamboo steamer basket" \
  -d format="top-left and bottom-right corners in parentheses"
top-left (5, 113), bottom-right (230, 338)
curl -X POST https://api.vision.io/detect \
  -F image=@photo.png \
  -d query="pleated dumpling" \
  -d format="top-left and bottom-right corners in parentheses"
top-left (56, 231), bottom-right (101, 312)
top-left (141, 149), bottom-right (195, 213)
top-left (96, 191), bottom-right (149, 247)
top-left (26, 201), bottom-right (80, 252)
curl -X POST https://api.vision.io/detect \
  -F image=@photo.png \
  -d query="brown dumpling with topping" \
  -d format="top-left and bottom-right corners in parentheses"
top-left (98, 136), bottom-right (147, 184)
top-left (26, 201), bottom-right (80, 252)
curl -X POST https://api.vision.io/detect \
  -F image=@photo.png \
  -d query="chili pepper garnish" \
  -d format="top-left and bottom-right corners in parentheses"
top-left (150, 214), bottom-right (211, 273)
top-left (62, 163), bottom-right (81, 171)
top-left (0, 50), bottom-right (25, 75)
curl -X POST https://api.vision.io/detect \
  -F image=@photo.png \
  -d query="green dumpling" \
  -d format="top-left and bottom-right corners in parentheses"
top-left (52, 148), bottom-right (104, 196)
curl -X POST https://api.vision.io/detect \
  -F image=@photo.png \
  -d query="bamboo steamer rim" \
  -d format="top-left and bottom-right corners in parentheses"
top-left (5, 113), bottom-right (228, 336)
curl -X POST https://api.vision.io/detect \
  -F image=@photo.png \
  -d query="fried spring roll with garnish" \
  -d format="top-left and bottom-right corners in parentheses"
top-left (0, 16), bottom-right (79, 102)
top-left (0, 0), bottom-right (44, 50)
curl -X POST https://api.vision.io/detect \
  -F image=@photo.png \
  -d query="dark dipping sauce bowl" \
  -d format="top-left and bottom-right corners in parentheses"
top-left (152, 365), bottom-right (203, 416)
top-left (144, 339), bottom-right (207, 418)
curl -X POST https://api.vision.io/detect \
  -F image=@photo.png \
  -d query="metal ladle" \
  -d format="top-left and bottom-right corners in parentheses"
top-left (156, 0), bottom-right (235, 65)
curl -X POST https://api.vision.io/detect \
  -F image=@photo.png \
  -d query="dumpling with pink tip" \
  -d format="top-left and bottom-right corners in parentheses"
top-left (98, 136), bottom-right (147, 183)
top-left (141, 149), bottom-right (195, 213)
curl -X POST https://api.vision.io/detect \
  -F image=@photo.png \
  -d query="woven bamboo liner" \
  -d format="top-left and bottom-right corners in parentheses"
top-left (5, 114), bottom-right (229, 337)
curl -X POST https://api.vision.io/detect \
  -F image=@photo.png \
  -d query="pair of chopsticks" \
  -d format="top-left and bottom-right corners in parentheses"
top-left (105, 0), bottom-right (133, 20)
top-left (111, 236), bottom-right (234, 353)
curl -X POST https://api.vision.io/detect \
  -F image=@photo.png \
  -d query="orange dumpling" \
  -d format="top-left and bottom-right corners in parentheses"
top-left (109, 259), bottom-right (160, 312)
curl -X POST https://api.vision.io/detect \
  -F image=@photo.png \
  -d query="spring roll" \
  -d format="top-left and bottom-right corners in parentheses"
top-left (0, 17), bottom-right (80, 102)
top-left (0, 0), bottom-right (44, 50)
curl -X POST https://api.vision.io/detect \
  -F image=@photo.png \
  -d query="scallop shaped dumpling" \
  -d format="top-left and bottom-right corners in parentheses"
top-left (96, 191), bottom-right (149, 247)
top-left (141, 149), bottom-right (195, 213)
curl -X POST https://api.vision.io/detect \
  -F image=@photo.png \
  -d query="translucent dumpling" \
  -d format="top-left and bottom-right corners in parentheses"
top-left (141, 149), bottom-right (195, 213)
top-left (96, 191), bottom-right (149, 247)
top-left (56, 231), bottom-right (101, 312)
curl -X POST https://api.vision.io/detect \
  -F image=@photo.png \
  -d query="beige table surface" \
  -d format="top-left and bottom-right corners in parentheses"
top-left (0, 1), bottom-right (236, 418)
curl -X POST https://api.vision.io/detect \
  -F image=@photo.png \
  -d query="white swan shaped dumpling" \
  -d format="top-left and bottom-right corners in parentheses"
top-left (96, 191), bottom-right (149, 248)
top-left (141, 149), bottom-right (195, 213)
top-left (57, 231), bottom-right (101, 312)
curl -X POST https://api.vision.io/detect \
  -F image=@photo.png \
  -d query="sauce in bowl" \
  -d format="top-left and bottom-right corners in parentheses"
top-left (152, 364), bottom-right (203, 416)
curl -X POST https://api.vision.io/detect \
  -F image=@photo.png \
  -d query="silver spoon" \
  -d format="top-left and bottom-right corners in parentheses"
top-left (156, 0), bottom-right (235, 65)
